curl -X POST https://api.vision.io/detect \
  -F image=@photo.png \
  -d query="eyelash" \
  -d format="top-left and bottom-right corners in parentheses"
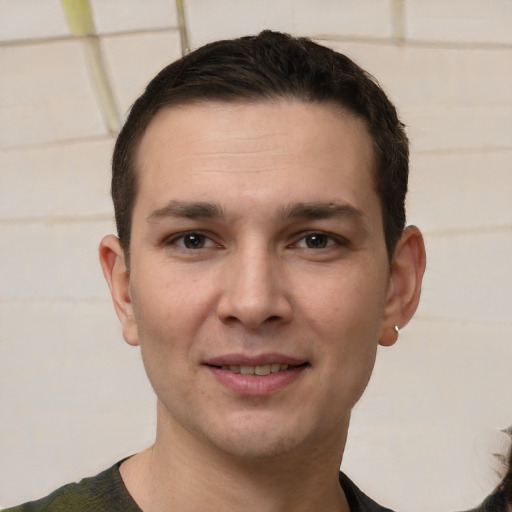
top-left (165, 231), bottom-right (347, 251)
top-left (166, 231), bottom-right (219, 249)
top-left (293, 231), bottom-right (348, 251)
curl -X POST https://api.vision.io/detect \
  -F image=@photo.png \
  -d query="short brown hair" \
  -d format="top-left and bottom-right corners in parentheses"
top-left (112, 30), bottom-right (409, 262)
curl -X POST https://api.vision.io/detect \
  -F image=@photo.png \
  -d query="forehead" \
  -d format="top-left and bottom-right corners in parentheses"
top-left (134, 100), bottom-right (378, 220)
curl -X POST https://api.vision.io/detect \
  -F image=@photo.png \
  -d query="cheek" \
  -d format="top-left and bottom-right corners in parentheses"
top-left (298, 265), bottom-right (388, 331)
top-left (298, 265), bottom-right (385, 389)
top-left (129, 267), bottom-right (221, 389)
top-left (323, 330), bottom-right (379, 416)
top-left (131, 264), bottom-right (214, 334)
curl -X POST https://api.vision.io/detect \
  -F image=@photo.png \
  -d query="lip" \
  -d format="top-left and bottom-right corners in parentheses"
top-left (204, 353), bottom-right (307, 367)
top-left (203, 353), bottom-right (309, 397)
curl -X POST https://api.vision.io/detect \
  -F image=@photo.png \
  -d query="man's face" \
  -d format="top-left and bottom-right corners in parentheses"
top-left (124, 100), bottom-right (393, 459)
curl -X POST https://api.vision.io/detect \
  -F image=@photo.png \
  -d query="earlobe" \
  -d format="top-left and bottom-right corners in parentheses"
top-left (379, 226), bottom-right (426, 347)
top-left (99, 235), bottom-right (140, 347)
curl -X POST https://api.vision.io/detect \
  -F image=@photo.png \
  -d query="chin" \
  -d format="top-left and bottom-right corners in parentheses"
top-left (215, 432), bottom-right (302, 461)
top-left (203, 412), bottom-right (315, 461)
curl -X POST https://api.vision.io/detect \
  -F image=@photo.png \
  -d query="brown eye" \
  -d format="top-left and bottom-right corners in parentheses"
top-left (304, 234), bottom-right (329, 248)
top-left (171, 232), bottom-right (216, 249)
top-left (183, 233), bottom-right (205, 248)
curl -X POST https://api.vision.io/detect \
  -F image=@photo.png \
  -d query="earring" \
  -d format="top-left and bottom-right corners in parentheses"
top-left (394, 325), bottom-right (400, 339)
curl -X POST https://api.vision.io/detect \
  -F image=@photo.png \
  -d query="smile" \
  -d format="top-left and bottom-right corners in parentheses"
top-left (205, 360), bottom-right (309, 396)
top-left (219, 364), bottom-right (291, 375)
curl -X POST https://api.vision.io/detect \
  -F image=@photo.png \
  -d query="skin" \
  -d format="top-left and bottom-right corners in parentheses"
top-left (100, 99), bottom-right (425, 512)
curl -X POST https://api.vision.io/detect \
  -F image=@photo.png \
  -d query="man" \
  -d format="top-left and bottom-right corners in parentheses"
top-left (6, 30), bottom-right (425, 511)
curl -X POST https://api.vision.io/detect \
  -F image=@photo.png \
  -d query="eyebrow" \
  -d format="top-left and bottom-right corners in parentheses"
top-left (279, 201), bottom-right (366, 222)
top-left (148, 200), bottom-right (223, 222)
top-left (147, 200), bottom-right (367, 224)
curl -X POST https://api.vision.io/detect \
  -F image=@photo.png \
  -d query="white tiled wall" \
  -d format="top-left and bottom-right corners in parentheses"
top-left (409, 151), bottom-right (512, 231)
top-left (405, 0), bottom-right (512, 44)
top-left (101, 31), bottom-right (182, 116)
top-left (1, 1), bottom-right (511, 510)
top-left (0, 140), bottom-right (114, 218)
top-left (0, 0), bottom-right (70, 41)
top-left (90, 0), bottom-right (178, 33)
top-left (0, 41), bottom-right (107, 147)
top-left (185, 0), bottom-right (395, 48)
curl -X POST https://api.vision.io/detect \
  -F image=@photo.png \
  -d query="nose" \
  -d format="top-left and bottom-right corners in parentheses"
top-left (216, 246), bottom-right (293, 330)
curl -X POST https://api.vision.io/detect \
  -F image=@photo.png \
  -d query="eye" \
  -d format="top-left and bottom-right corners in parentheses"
top-left (295, 233), bottom-right (337, 249)
top-left (170, 232), bottom-right (217, 249)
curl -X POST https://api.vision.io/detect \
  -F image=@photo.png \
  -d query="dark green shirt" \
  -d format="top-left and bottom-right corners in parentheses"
top-left (4, 461), bottom-right (395, 512)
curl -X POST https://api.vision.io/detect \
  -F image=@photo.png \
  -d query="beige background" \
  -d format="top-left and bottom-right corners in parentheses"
top-left (1, 0), bottom-right (511, 510)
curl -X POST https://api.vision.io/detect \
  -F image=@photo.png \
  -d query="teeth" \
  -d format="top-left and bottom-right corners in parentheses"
top-left (255, 365), bottom-right (271, 376)
top-left (220, 364), bottom-right (290, 375)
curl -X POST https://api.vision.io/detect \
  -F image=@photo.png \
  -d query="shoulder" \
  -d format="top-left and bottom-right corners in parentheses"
top-left (339, 472), bottom-right (396, 512)
top-left (2, 461), bottom-right (141, 512)
top-left (2, 480), bottom-right (87, 512)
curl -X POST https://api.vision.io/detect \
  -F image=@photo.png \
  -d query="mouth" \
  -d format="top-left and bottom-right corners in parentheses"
top-left (204, 357), bottom-right (309, 396)
top-left (208, 362), bottom-right (308, 376)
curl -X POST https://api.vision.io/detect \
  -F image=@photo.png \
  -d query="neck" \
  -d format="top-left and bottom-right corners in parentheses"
top-left (121, 404), bottom-right (351, 512)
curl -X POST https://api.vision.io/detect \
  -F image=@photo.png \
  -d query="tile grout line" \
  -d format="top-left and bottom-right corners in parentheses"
top-left (175, 0), bottom-right (190, 55)
top-left (0, 134), bottom-right (115, 152)
top-left (419, 224), bottom-right (512, 237)
top-left (0, 26), bottom-right (177, 48)
top-left (391, 0), bottom-right (405, 42)
top-left (0, 214), bottom-right (114, 225)
top-left (2, 33), bottom-right (511, 51)
top-left (61, 0), bottom-right (120, 135)
top-left (413, 314), bottom-right (512, 327)
top-left (316, 34), bottom-right (512, 50)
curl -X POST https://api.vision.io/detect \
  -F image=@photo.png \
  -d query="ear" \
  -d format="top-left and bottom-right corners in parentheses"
top-left (379, 225), bottom-right (426, 347)
top-left (99, 235), bottom-right (140, 346)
